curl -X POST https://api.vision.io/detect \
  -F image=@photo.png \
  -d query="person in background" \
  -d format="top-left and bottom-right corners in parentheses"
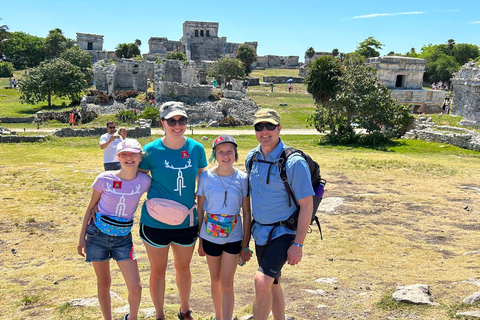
top-left (100, 121), bottom-right (122, 171)
top-left (118, 127), bottom-right (128, 140)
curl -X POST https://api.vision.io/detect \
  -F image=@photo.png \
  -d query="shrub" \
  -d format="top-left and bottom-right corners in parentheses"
top-left (208, 92), bottom-right (224, 101)
top-left (113, 90), bottom-right (138, 102)
top-left (141, 106), bottom-right (160, 125)
top-left (116, 109), bottom-right (139, 123)
top-left (219, 116), bottom-right (241, 127)
top-left (0, 61), bottom-right (14, 77)
top-left (94, 93), bottom-right (109, 105)
top-left (86, 89), bottom-right (105, 96)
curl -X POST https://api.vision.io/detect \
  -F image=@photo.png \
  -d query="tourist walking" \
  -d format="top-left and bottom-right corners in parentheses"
top-left (270, 81), bottom-right (274, 92)
top-left (197, 135), bottom-right (252, 320)
top-left (138, 101), bottom-right (207, 320)
top-left (246, 108), bottom-right (314, 320)
top-left (100, 121), bottom-right (122, 171)
top-left (77, 138), bottom-right (152, 320)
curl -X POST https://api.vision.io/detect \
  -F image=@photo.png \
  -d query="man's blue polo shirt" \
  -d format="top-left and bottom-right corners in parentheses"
top-left (246, 139), bottom-right (314, 246)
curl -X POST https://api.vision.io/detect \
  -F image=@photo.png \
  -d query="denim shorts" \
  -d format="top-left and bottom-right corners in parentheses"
top-left (85, 223), bottom-right (136, 262)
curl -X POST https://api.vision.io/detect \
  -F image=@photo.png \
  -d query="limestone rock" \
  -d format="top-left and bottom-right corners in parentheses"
top-left (456, 311), bottom-right (480, 318)
top-left (392, 284), bottom-right (437, 305)
top-left (464, 292), bottom-right (480, 304)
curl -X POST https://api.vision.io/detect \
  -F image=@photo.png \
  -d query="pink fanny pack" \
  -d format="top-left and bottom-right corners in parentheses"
top-left (146, 198), bottom-right (196, 226)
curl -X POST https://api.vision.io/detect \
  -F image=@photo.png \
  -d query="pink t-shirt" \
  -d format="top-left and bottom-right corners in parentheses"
top-left (92, 171), bottom-right (151, 220)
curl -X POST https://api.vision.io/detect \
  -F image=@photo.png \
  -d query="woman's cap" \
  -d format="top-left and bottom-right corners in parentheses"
top-left (116, 138), bottom-right (142, 155)
top-left (160, 101), bottom-right (188, 119)
top-left (212, 135), bottom-right (237, 149)
top-left (253, 108), bottom-right (281, 125)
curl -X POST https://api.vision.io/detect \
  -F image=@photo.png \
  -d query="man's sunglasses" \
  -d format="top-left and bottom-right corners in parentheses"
top-left (165, 117), bottom-right (187, 127)
top-left (108, 126), bottom-right (116, 129)
top-left (254, 123), bottom-right (277, 132)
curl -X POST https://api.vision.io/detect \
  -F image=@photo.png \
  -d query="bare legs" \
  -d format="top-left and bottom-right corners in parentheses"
top-left (253, 271), bottom-right (285, 320)
top-left (92, 259), bottom-right (141, 320)
top-left (206, 252), bottom-right (238, 320)
top-left (144, 242), bottom-right (195, 319)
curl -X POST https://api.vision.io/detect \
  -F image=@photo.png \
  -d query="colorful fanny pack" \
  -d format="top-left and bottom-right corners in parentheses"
top-left (205, 213), bottom-right (238, 238)
top-left (95, 213), bottom-right (133, 236)
top-left (146, 198), bottom-right (196, 226)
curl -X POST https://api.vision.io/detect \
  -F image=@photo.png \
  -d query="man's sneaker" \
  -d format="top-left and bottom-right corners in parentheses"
top-left (178, 308), bottom-right (194, 320)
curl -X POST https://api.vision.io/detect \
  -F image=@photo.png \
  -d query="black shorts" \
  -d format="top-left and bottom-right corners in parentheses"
top-left (201, 238), bottom-right (242, 256)
top-left (255, 234), bottom-right (295, 284)
top-left (139, 223), bottom-right (198, 248)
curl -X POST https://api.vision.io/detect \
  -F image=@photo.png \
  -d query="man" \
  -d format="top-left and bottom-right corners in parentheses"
top-left (99, 121), bottom-right (122, 171)
top-left (246, 108), bottom-right (314, 320)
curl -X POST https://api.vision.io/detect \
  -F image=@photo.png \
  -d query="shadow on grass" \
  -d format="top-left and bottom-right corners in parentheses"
top-left (316, 136), bottom-right (406, 152)
top-left (18, 103), bottom-right (72, 115)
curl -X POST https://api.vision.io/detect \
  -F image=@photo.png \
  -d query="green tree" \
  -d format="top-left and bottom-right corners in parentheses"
top-left (331, 48), bottom-right (339, 57)
top-left (208, 57), bottom-right (245, 83)
top-left (355, 36), bottom-right (383, 58)
top-left (307, 63), bottom-right (411, 142)
top-left (419, 44), bottom-right (460, 82)
top-left (45, 28), bottom-right (74, 58)
top-left (115, 42), bottom-right (141, 59)
top-left (0, 61), bottom-right (14, 77)
top-left (453, 43), bottom-right (480, 65)
top-left (341, 52), bottom-right (365, 66)
top-left (236, 44), bottom-right (257, 76)
top-left (306, 47), bottom-right (315, 59)
top-left (60, 46), bottom-right (92, 80)
top-left (19, 58), bottom-right (86, 107)
top-left (304, 56), bottom-right (342, 103)
top-left (3, 31), bottom-right (46, 69)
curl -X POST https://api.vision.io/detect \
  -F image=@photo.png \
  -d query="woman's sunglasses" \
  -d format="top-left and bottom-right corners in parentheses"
top-left (165, 117), bottom-right (187, 127)
top-left (254, 123), bottom-right (277, 132)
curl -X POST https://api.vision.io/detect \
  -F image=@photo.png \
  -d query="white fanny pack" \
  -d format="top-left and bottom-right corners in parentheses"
top-left (146, 198), bottom-right (196, 226)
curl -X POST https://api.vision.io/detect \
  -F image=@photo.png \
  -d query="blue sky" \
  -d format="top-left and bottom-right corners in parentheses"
top-left (2, 0), bottom-right (479, 62)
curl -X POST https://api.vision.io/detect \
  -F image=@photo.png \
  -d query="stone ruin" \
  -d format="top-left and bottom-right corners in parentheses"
top-left (451, 61), bottom-right (480, 127)
top-left (144, 21), bottom-right (258, 62)
top-left (366, 56), bottom-right (445, 113)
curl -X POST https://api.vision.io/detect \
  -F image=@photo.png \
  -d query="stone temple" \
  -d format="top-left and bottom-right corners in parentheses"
top-left (451, 61), bottom-right (480, 126)
top-left (366, 56), bottom-right (445, 113)
top-left (144, 21), bottom-right (258, 62)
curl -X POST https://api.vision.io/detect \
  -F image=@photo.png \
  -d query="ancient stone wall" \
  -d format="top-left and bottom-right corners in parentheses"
top-left (263, 76), bottom-right (303, 84)
top-left (76, 33), bottom-right (104, 51)
top-left (0, 135), bottom-right (46, 143)
top-left (93, 60), bottom-right (155, 94)
top-left (304, 52), bottom-right (333, 65)
top-left (155, 81), bottom-right (212, 102)
top-left (390, 90), bottom-right (445, 113)
top-left (0, 117), bottom-right (35, 123)
top-left (255, 55), bottom-right (299, 69)
top-left (451, 61), bottom-right (480, 121)
top-left (366, 56), bottom-right (426, 89)
top-left (52, 126), bottom-right (150, 138)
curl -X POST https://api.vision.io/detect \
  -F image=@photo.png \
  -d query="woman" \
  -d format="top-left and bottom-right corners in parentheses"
top-left (197, 135), bottom-right (252, 320)
top-left (118, 127), bottom-right (128, 140)
top-left (138, 101), bottom-right (207, 320)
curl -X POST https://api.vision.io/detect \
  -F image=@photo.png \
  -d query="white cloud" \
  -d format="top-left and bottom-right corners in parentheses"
top-left (345, 11), bottom-right (425, 20)
top-left (469, 21), bottom-right (480, 24)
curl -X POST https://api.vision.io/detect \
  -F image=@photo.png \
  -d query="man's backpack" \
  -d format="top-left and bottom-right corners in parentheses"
top-left (247, 147), bottom-right (326, 240)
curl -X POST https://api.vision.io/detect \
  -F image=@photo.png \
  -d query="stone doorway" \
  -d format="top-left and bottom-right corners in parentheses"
top-left (395, 75), bottom-right (405, 88)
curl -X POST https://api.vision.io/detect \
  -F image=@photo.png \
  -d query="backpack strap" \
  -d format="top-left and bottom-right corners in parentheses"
top-left (278, 148), bottom-right (300, 209)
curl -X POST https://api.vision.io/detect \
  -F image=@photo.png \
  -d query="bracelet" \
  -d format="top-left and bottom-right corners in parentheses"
top-left (242, 247), bottom-right (250, 251)
top-left (293, 242), bottom-right (303, 248)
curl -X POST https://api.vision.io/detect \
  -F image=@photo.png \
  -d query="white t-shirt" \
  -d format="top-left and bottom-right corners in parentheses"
top-left (197, 168), bottom-right (248, 244)
top-left (99, 133), bottom-right (122, 164)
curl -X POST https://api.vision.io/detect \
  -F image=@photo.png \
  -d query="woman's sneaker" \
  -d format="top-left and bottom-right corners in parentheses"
top-left (178, 309), bottom-right (194, 320)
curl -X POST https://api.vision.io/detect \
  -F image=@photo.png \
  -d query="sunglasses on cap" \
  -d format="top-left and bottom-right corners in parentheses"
top-left (165, 117), bottom-right (187, 127)
top-left (254, 122), bottom-right (277, 132)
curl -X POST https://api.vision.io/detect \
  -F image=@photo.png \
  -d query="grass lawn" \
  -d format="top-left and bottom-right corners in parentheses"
top-left (1, 134), bottom-right (480, 320)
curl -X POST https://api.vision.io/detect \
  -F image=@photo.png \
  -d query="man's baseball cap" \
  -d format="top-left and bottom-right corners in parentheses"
top-left (116, 138), bottom-right (142, 155)
top-left (212, 135), bottom-right (237, 149)
top-left (160, 101), bottom-right (188, 119)
top-left (253, 108), bottom-right (281, 125)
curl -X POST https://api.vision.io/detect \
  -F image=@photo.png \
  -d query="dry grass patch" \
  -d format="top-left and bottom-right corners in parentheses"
top-left (1, 135), bottom-right (480, 319)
